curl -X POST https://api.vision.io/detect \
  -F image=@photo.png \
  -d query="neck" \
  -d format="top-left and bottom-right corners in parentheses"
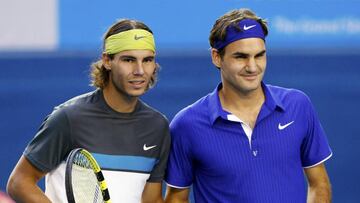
top-left (220, 84), bottom-right (265, 110)
top-left (219, 84), bottom-right (265, 129)
top-left (102, 85), bottom-right (138, 113)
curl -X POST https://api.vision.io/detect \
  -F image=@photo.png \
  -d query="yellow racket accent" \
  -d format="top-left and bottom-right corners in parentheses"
top-left (65, 148), bottom-right (111, 203)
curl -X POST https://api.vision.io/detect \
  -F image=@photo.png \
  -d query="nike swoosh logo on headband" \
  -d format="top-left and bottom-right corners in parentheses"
top-left (243, 24), bottom-right (256, 31)
top-left (134, 35), bottom-right (146, 40)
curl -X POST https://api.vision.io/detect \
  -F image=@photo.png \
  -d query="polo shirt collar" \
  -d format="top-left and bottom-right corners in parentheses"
top-left (261, 82), bottom-right (285, 111)
top-left (208, 83), bottom-right (227, 124)
top-left (208, 82), bottom-right (285, 125)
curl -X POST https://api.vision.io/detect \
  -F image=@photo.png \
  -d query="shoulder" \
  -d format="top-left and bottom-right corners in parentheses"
top-left (266, 84), bottom-right (312, 106)
top-left (54, 90), bottom-right (100, 111)
top-left (138, 101), bottom-right (170, 126)
top-left (41, 90), bottom-right (100, 125)
top-left (137, 102), bottom-right (171, 144)
top-left (170, 94), bottom-right (209, 131)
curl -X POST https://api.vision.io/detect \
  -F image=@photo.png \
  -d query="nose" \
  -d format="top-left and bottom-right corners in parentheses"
top-left (133, 62), bottom-right (144, 75)
top-left (245, 57), bottom-right (257, 72)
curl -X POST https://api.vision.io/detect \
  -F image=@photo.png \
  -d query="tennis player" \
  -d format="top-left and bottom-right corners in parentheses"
top-left (7, 19), bottom-right (170, 203)
top-left (165, 8), bottom-right (332, 203)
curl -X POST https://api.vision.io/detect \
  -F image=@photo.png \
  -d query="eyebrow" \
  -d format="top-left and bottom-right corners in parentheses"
top-left (232, 50), bottom-right (266, 57)
top-left (256, 50), bottom-right (266, 57)
top-left (119, 55), bottom-right (155, 59)
top-left (119, 55), bottom-right (137, 60)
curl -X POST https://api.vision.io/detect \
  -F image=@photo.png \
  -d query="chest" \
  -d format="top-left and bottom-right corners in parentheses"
top-left (69, 113), bottom-right (164, 158)
top-left (190, 113), bottom-right (307, 177)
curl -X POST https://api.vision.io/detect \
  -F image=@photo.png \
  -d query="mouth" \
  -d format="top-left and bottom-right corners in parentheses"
top-left (241, 74), bottom-right (258, 81)
top-left (129, 79), bottom-right (146, 89)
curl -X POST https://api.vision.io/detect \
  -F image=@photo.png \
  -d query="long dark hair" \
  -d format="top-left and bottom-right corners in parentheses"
top-left (90, 19), bottom-right (159, 89)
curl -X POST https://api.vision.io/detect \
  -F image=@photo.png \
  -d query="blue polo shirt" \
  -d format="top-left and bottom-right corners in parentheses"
top-left (165, 83), bottom-right (332, 203)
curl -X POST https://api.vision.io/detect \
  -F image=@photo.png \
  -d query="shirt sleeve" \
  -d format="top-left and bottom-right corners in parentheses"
top-left (165, 114), bottom-right (194, 188)
top-left (24, 108), bottom-right (73, 172)
top-left (147, 120), bottom-right (171, 182)
top-left (301, 97), bottom-right (332, 168)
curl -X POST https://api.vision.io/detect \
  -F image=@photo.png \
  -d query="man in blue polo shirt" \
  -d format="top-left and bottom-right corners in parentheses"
top-left (165, 8), bottom-right (332, 203)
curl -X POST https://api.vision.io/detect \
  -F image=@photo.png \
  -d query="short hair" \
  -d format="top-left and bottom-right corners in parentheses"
top-left (90, 19), bottom-right (159, 89)
top-left (209, 8), bottom-right (268, 57)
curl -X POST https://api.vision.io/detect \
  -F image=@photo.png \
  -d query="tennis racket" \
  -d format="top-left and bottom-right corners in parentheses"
top-left (65, 148), bottom-right (111, 203)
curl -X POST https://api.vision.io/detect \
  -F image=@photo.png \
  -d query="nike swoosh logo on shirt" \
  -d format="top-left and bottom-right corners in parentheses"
top-left (278, 121), bottom-right (294, 130)
top-left (143, 144), bottom-right (157, 151)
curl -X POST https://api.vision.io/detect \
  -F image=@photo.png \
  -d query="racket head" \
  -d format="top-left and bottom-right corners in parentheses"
top-left (65, 148), bottom-right (111, 203)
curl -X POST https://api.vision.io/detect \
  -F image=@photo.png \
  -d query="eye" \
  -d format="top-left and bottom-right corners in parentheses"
top-left (256, 54), bottom-right (264, 58)
top-left (122, 58), bottom-right (135, 62)
top-left (255, 51), bottom-right (266, 58)
top-left (235, 55), bottom-right (247, 59)
top-left (143, 57), bottom-right (154, 63)
top-left (232, 53), bottom-right (248, 59)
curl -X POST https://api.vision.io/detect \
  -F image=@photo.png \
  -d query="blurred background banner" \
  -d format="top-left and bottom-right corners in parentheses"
top-left (1, 0), bottom-right (360, 51)
top-left (0, 0), bottom-right (57, 50)
top-left (1, 0), bottom-right (360, 202)
top-left (57, 0), bottom-right (360, 51)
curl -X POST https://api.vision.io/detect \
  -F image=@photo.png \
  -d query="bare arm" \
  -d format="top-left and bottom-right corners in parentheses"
top-left (141, 182), bottom-right (164, 203)
top-left (165, 186), bottom-right (190, 203)
top-left (6, 156), bottom-right (51, 203)
top-left (304, 163), bottom-right (331, 203)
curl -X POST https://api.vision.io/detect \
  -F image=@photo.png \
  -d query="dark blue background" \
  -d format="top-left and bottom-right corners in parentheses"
top-left (1, 50), bottom-right (359, 202)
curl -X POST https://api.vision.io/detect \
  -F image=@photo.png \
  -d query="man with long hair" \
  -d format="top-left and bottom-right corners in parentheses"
top-left (7, 19), bottom-right (170, 203)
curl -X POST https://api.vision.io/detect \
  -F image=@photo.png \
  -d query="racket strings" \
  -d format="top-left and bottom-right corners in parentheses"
top-left (71, 153), bottom-right (104, 203)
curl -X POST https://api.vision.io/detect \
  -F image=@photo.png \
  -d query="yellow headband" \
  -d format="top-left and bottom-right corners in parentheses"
top-left (104, 29), bottom-right (155, 54)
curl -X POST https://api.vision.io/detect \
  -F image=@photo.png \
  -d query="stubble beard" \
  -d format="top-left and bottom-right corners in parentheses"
top-left (110, 74), bottom-right (148, 100)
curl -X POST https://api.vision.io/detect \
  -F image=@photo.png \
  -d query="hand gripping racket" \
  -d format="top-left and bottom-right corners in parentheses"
top-left (65, 148), bottom-right (111, 203)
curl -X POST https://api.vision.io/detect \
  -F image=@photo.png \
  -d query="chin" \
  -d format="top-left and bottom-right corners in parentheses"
top-left (241, 83), bottom-right (261, 93)
top-left (127, 89), bottom-right (147, 97)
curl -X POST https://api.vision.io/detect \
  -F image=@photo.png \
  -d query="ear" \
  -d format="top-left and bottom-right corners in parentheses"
top-left (102, 53), bottom-right (111, 70)
top-left (211, 48), bottom-right (221, 68)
